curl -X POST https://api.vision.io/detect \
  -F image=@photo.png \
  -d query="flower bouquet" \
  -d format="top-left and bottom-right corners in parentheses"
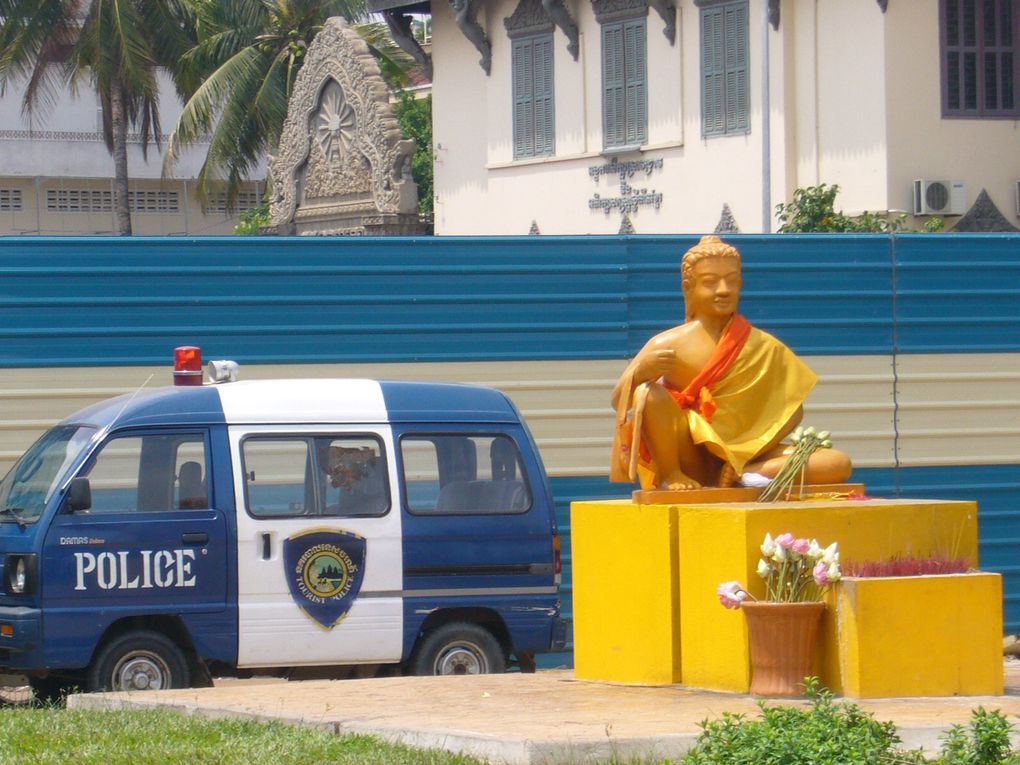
top-left (717, 532), bottom-right (842, 607)
top-left (716, 532), bottom-right (842, 697)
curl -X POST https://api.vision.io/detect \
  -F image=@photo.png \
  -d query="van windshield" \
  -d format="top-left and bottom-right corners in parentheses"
top-left (0, 425), bottom-right (97, 524)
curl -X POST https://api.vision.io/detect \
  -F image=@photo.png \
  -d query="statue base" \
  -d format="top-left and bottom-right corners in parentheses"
top-left (570, 491), bottom-right (1003, 696)
top-left (631, 483), bottom-right (865, 505)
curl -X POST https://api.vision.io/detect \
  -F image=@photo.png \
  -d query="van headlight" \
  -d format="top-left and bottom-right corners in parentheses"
top-left (4, 555), bottom-right (36, 595)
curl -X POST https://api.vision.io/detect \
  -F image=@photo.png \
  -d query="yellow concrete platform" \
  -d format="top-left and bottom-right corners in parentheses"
top-left (571, 496), bottom-right (991, 695)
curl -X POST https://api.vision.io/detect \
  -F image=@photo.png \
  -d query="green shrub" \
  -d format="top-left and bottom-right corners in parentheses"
top-left (678, 679), bottom-right (1019, 765)
top-left (234, 202), bottom-right (271, 235)
top-left (938, 708), bottom-right (1017, 765)
top-left (680, 679), bottom-right (908, 765)
top-left (776, 184), bottom-right (905, 233)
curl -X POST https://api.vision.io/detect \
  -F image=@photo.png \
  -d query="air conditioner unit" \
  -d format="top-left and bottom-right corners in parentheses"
top-left (912, 179), bottom-right (966, 216)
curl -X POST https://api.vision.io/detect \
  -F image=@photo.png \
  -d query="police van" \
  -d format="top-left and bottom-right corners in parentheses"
top-left (0, 349), bottom-right (565, 698)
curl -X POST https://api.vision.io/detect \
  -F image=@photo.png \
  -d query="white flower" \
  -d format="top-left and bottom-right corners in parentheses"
top-left (760, 533), bottom-right (776, 557)
top-left (821, 542), bottom-right (839, 565)
top-left (807, 539), bottom-right (823, 561)
top-left (826, 562), bottom-right (842, 582)
top-left (756, 558), bottom-right (771, 579)
top-left (772, 544), bottom-right (788, 563)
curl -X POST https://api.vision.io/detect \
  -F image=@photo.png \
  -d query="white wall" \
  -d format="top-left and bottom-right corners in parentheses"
top-left (434, 0), bottom-right (780, 234)
top-left (0, 70), bottom-right (265, 235)
top-left (884, 3), bottom-right (1020, 225)
top-left (425, 0), bottom-right (1020, 235)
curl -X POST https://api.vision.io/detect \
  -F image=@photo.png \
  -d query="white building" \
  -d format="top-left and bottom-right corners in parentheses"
top-left (0, 72), bottom-right (262, 236)
top-left (370, 0), bottom-right (1020, 234)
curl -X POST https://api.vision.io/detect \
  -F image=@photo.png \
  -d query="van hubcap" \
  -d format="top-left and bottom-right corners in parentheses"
top-left (435, 643), bottom-right (487, 675)
top-left (112, 652), bottom-right (171, 691)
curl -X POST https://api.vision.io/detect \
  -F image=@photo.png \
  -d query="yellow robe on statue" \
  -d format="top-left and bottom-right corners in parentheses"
top-left (611, 326), bottom-right (818, 488)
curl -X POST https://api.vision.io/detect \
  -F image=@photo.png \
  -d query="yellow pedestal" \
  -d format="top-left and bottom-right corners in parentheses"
top-left (837, 572), bottom-right (1003, 697)
top-left (571, 500), bottom-right (681, 684)
top-left (571, 497), bottom-right (984, 694)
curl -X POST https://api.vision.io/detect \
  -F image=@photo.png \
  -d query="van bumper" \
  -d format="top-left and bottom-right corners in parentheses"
top-left (0, 607), bottom-right (42, 669)
top-left (550, 617), bottom-right (568, 651)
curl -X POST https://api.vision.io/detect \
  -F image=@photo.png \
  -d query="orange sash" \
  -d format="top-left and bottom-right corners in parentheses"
top-left (664, 314), bottom-right (752, 422)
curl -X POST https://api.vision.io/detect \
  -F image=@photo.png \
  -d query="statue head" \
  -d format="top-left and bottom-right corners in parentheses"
top-left (681, 235), bottom-right (743, 321)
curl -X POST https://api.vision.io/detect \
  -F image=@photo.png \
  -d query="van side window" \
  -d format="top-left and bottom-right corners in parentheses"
top-left (242, 435), bottom-right (388, 518)
top-left (401, 434), bottom-right (532, 515)
top-left (84, 433), bottom-right (209, 514)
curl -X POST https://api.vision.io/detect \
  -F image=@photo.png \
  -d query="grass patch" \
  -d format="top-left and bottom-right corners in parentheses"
top-left (0, 706), bottom-right (488, 765)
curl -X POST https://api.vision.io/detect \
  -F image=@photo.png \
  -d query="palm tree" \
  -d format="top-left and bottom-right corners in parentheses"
top-left (0, 1), bottom-right (192, 235)
top-left (165, 0), bottom-right (413, 207)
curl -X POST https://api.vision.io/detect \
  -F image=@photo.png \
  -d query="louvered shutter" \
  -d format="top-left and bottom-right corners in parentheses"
top-left (725, 3), bottom-right (749, 132)
top-left (513, 38), bottom-right (535, 158)
top-left (701, 6), bottom-right (724, 136)
top-left (603, 21), bottom-right (625, 146)
top-left (534, 35), bottom-right (555, 155)
top-left (624, 18), bottom-right (648, 144)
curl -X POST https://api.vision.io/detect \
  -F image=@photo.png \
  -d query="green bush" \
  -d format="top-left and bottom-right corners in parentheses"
top-left (678, 679), bottom-right (1019, 765)
top-left (394, 91), bottom-right (433, 216)
top-left (680, 679), bottom-right (907, 765)
top-left (776, 184), bottom-right (905, 233)
top-left (234, 202), bottom-right (271, 235)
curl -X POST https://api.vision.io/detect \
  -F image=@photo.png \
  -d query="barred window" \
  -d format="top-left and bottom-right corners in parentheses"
top-left (46, 189), bottom-right (112, 213)
top-left (206, 191), bottom-right (261, 214)
top-left (699, 0), bottom-right (749, 137)
top-left (942, 0), bottom-right (1019, 117)
top-left (128, 190), bottom-right (180, 214)
top-left (0, 189), bottom-right (23, 212)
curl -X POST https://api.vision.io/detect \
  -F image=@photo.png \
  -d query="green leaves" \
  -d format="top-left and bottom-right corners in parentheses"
top-left (775, 184), bottom-right (906, 234)
top-left (165, 0), bottom-right (416, 207)
top-left (682, 683), bottom-right (1020, 765)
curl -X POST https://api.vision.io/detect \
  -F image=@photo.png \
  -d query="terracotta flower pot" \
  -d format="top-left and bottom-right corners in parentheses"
top-left (742, 600), bottom-right (826, 697)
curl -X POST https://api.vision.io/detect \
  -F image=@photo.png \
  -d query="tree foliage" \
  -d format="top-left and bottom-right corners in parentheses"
top-left (776, 184), bottom-right (905, 233)
top-left (166, 0), bottom-right (413, 206)
top-left (394, 91), bottom-right (433, 216)
top-left (0, 0), bottom-right (192, 234)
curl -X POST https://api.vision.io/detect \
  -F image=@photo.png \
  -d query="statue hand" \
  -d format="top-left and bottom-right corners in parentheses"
top-left (636, 349), bottom-right (676, 382)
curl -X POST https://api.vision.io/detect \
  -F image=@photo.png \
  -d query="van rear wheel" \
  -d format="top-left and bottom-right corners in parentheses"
top-left (411, 622), bottom-right (506, 676)
top-left (87, 630), bottom-right (190, 692)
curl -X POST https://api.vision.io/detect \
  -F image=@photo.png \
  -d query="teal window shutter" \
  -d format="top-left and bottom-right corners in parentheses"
top-left (700, 0), bottom-right (748, 137)
top-left (602, 16), bottom-right (647, 148)
top-left (624, 18), bottom-right (648, 145)
top-left (512, 34), bottom-right (555, 158)
top-left (534, 35), bottom-right (556, 155)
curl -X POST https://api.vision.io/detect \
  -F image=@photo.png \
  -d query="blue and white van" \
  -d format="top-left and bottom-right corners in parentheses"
top-left (0, 357), bottom-right (565, 698)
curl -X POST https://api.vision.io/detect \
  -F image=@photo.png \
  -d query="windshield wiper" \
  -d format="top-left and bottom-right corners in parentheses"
top-left (0, 507), bottom-right (28, 529)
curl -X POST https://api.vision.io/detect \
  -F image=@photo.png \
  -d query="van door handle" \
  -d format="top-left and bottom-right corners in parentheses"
top-left (181, 532), bottom-right (209, 545)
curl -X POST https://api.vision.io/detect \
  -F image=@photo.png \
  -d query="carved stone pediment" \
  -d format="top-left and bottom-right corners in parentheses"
top-left (269, 17), bottom-right (421, 235)
top-left (504, 0), bottom-right (554, 37)
top-left (592, 0), bottom-right (648, 24)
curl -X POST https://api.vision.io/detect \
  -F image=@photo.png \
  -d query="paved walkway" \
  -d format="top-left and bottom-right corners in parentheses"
top-left (65, 664), bottom-right (1020, 764)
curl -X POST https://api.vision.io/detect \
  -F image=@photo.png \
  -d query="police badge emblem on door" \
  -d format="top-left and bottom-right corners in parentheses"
top-left (283, 528), bottom-right (367, 628)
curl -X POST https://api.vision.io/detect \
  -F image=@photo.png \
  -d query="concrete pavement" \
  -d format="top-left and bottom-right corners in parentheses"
top-left (64, 663), bottom-right (1020, 764)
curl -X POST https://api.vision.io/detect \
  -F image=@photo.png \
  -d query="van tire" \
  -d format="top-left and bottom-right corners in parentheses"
top-left (410, 622), bottom-right (506, 676)
top-left (86, 630), bottom-right (190, 692)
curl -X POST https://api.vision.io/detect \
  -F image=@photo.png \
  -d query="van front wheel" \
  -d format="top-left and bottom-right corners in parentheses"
top-left (411, 622), bottom-right (506, 676)
top-left (87, 630), bottom-right (190, 692)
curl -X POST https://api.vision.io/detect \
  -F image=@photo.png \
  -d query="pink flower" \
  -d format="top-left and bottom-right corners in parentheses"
top-left (775, 532), bottom-right (796, 549)
top-left (813, 562), bottom-right (832, 587)
top-left (717, 580), bottom-right (748, 609)
top-left (792, 538), bottom-right (811, 555)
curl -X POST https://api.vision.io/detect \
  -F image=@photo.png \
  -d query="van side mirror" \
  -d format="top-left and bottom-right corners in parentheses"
top-left (66, 477), bottom-right (92, 513)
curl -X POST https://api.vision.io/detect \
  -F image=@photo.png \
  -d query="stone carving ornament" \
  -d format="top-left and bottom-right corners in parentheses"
top-left (270, 17), bottom-right (419, 235)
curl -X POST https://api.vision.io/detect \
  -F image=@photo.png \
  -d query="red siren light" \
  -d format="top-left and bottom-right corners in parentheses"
top-left (173, 346), bottom-right (203, 386)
